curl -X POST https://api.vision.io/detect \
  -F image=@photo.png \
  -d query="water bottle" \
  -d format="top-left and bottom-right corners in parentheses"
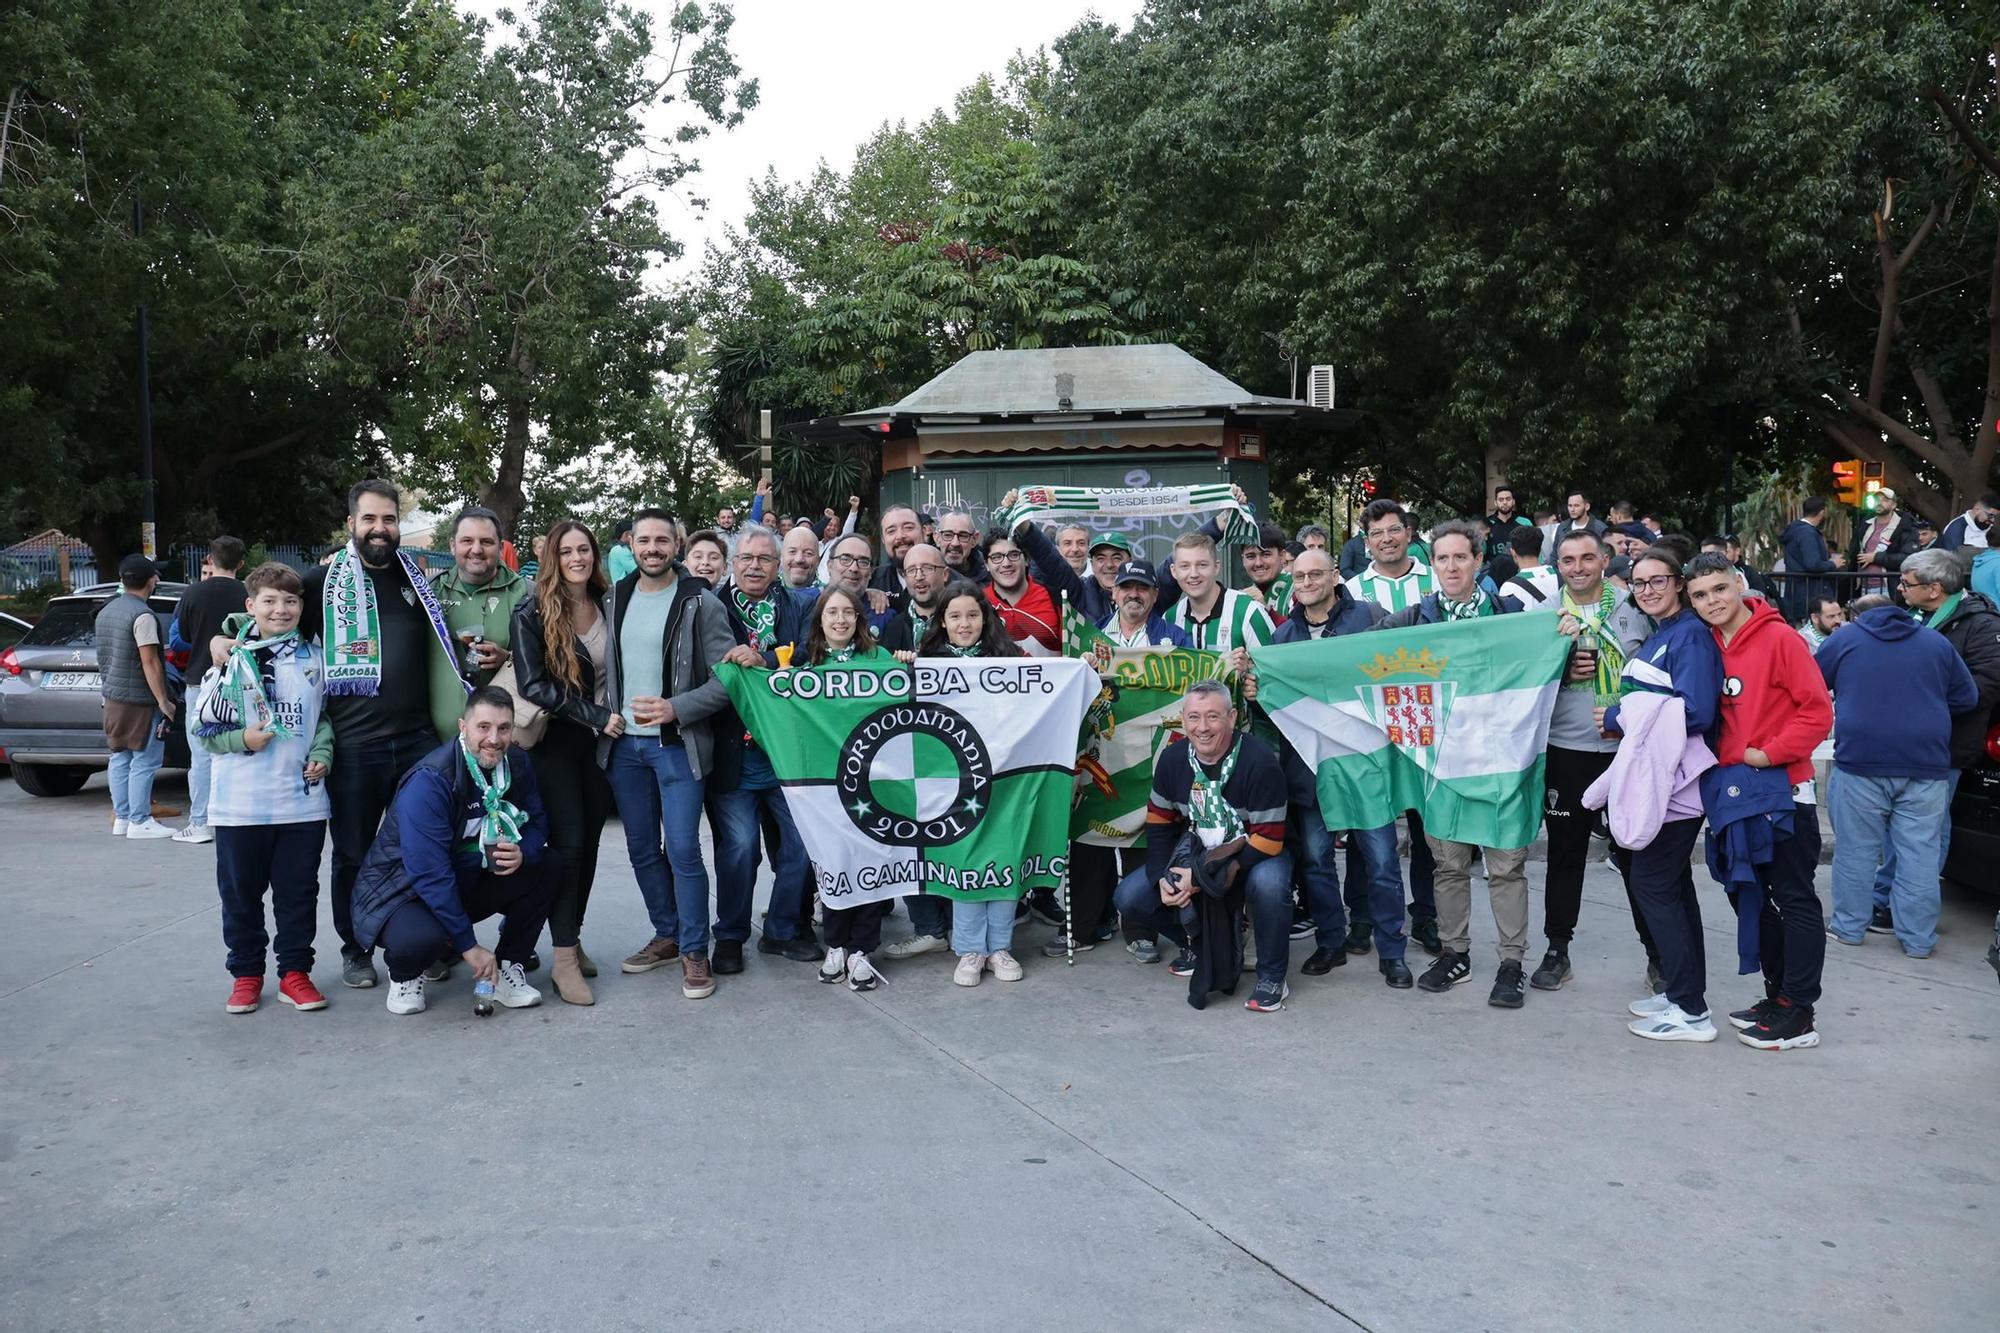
top-left (473, 977), bottom-right (495, 1017)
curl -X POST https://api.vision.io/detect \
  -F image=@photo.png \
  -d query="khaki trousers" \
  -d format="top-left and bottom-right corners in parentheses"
top-left (1426, 835), bottom-right (1529, 962)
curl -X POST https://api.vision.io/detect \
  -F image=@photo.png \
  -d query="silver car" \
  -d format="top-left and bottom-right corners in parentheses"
top-left (0, 583), bottom-right (188, 796)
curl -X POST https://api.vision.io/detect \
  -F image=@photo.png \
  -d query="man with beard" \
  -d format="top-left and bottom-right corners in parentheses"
top-left (1778, 497), bottom-right (1844, 622)
top-left (1799, 596), bottom-right (1845, 653)
top-left (1849, 487), bottom-right (1921, 594)
top-left (1485, 484), bottom-right (1532, 562)
top-left (293, 480), bottom-right (465, 990)
top-left (780, 521), bottom-right (823, 591)
top-left (1546, 490), bottom-right (1607, 565)
top-left (870, 504), bottom-right (925, 597)
top-left (427, 505), bottom-right (531, 744)
top-left (1239, 522), bottom-right (1294, 622)
top-left (1939, 491), bottom-right (1998, 553)
top-left (1055, 524), bottom-right (1092, 575)
top-left (935, 509), bottom-right (989, 584)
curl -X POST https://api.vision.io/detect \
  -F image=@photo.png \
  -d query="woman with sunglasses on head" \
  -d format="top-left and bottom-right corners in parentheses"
top-left (795, 586), bottom-right (899, 991)
top-left (512, 520), bottom-right (622, 1004)
top-left (1593, 547), bottom-right (1725, 1043)
top-left (916, 581), bottom-right (1027, 986)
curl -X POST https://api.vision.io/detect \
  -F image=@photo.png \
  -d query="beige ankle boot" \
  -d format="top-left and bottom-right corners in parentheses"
top-left (574, 944), bottom-right (598, 978)
top-left (551, 946), bottom-right (594, 1005)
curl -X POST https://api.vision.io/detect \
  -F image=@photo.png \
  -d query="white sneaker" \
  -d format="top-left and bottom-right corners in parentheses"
top-left (1628, 1003), bottom-right (1717, 1042)
top-left (386, 977), bottom-right (427, 1015)
top-left (847, 952), bottom-right (881, 992)
top-left (1629, 992), bottom-right (1671, 1017)
top-left (818, 947), bottom-right (849, 984)
top-left (883, 933), bottom-right (947, 960)
top-left (172, 823), bottom-right (214, 844)
top-left (989, 949), bottom-right (1023, 982)
top-left (111, 818), bottom-right (130, 836)
top-left (125, 818), bottom-right (176, 840)
top-left (953, 952), bottom-right (986, 987)
top-left (494, 960), bottom-right (542, 1008)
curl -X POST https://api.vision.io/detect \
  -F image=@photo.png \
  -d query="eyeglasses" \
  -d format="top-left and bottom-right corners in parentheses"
top-left (904, 563), bottom-right (948, 577)
top-left (831, 553), bottom-right (871, 568)
top-left (1630, 575), bottom-right (1678, 593)
top-left (1897, 577), bottom-right (1931, 591)
top-left (737, 553), bottom-right (777, 566)
top-left (987, 551), bottom-right (1023, 564)
top-left (1292, 570), bottom-right (1333, 581)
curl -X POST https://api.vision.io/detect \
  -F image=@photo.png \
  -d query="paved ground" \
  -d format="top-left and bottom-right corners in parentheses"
top-left (3, 768), bottom-right (1996, 1332)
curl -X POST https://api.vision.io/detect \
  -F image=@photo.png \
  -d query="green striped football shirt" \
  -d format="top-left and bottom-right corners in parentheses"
top-left (1343, 558), bottom-right (1436, 613)
top-left (1165, 587), bottom-right (1276, 652)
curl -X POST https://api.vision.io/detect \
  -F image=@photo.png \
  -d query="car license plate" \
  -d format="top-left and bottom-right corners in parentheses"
top-left (42, 672), bottom-right (100, 690)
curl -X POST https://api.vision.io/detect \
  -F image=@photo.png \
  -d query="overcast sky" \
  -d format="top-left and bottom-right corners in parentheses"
top-left (469, 1), bottom-right (1142, 274)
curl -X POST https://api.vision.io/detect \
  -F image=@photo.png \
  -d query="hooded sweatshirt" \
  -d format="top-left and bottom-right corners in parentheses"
top-left (1816, 604), bottom-right (1978, 781)
top-left (1711, 599), bottom-right (1832, 786)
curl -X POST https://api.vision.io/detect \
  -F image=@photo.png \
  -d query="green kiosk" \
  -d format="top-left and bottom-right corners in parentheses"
top-left (816, 344), bottom-right (1350, 582)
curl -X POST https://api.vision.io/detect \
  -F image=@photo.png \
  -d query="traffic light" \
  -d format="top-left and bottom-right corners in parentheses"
top-left (1861, 461), bottom-right (1886, 512)
top-left (1832, 459), bottom-right (1863, 508)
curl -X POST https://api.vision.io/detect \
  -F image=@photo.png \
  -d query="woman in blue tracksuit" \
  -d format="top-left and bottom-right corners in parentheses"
top-left (1597, 546), bottom-right (1724, 1042)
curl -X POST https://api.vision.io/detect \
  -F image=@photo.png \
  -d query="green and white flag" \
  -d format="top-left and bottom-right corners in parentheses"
top-left (720, 658), bottom-right (1099, 907)
top-left (1248, 615), bottom-right (1569, 849)
top-left (1066, 605), bottom-right (1231, 846)
top-left (1007, 482), bottom-right (1250, 537)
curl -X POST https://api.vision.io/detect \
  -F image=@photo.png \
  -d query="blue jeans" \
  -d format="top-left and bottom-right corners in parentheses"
top-left (1113, 855), bottom-right (1296, 983)
top-left (712, 749), bottom-right (808, 943)
top-left (1339, 821), bottom-right (1411, 960)
top-left (951, 899), bottom-right (1016, 955)
top-left (906, 892), bottom-right (951, 939)
top-left (608, 737), bottom-right (711, 954)
top-left (107, 720), bottom-right (165, 823)
top-left (1871, 769), bottom-right (1959, 909)
top-left (186, 737), bottom-right (212, 826)
top-left (1831, 769), bottom-right (1951, 956)
top-left (1292, 807), bottom-right (1347, 951)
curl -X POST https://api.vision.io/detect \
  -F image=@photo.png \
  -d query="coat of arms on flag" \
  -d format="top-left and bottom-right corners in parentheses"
top-left (1359, 647), bottom-right (1455, 768)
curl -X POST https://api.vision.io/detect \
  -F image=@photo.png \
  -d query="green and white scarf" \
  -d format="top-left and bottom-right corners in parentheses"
top-left (1263, 571), bottom-right (1295, 618)
top-left (1916, 590), bottom-right (1963, 630)
top-left (1188, 735), bottom-right (1246, 848)
top-left (1441, 592), bottom-right (1492, 621)
top-left (323, 543), bottom-right (459, 696)
top-left (944, 642), bottom-right (981, 658)
top-left (216, 630), bottom-right (299, 737)
top-left (461, 740), bottom-right (526, 868)
top-left (1560, 585), bottom-right (1627, 698)
top-left (1005, 482), bottom-right (1252, 540)
top-left (732, 586), bottom-right (777, 650)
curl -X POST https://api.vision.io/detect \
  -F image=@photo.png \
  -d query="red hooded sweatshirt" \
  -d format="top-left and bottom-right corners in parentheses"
top-left (1711, 598), bottom-right (1833, 785)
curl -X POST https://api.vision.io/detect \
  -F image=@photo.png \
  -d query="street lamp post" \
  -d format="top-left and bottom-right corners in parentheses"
top-left (134, 185), bottom-right (156, 559)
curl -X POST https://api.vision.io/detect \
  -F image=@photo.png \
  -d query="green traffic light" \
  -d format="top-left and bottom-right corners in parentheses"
top-left (1862, 494), bottom-right (1879, 512)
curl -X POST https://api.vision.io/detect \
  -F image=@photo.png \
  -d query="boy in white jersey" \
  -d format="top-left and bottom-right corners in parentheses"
top-left (193, 563), bottom-right (336, 1016)
top-left (1163, 531), bottom-right (1276, 659)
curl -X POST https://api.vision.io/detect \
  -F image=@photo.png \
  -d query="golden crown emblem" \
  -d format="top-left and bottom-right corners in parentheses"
top-left (1359, 646), bottom-right (1448, 680)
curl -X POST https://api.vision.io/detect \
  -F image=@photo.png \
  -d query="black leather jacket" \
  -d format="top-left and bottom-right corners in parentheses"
top-left (511, 596), bottom-right (615, 734)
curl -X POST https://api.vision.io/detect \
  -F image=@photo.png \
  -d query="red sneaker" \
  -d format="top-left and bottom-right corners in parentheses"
top-left (277, 971), bottom-right (328, 1011)
top-left (226, 976), bottom-right (262, 1014)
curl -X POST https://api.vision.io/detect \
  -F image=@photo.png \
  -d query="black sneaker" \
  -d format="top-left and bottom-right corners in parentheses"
top-left (340, 949), bottom-right (378, 990)
top-left (1738, 998), bottom-right (1819, 1050)
top-left (1417, 950), bottom-right (1472, 992)
top-left (1529, 949), bottom-right (1571, 991)
top-left (1095, 917), bottom-right (1118, 942)
top-left (1039, 935), bottom-right (1097, 958)
top-left (1343, 921), bottom-right (1374, 956)
top-left (1727, 996), bottom-right (1781, 1031)
top-left (1488, 960), bottom-right (1526, 1009)
top-left (1301, 946), bottom-right (1348, 976)
top-left (755, 932), bottom-right (789, 956)
top-left (1168, 948), bottom-right (1198, 977)
top-left (1867, 905), bottom-right (1894, 935)
top-left (1028, 893), bottom-right (1066, 927)
top-left (780, 936), bottom-right (826, 963)
top-left (1411, 917), bottom-right (1444, 957)
top-left (522, 950), bottom-right (540, 974)
top-left (1245, 979), bottom-right (1291, 1013)
top-left (1380, 958), bottom-right (1414, 989)
top-left (1289, 909), bottom-right (1316, 941)
top-left (712, 939), bottom-right (746, 974)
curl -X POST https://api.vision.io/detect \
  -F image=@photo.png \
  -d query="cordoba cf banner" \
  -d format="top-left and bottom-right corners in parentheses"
top-left (719, 658), bottom-right (1099, 907)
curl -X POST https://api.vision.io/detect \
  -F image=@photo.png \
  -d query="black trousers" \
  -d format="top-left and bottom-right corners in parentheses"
top-left (1066, 842), bottom-right (1121, 940)
top-left (1623, 816), bottom-right (1706, 1014)
top-left (529, 720), bottom-right (614, 948)
top-left (823, 899), bottom-right (891, 953)
top-left (328, 726), bottom-right (435, 956)
top-left (1757, 807), bottom-right (1826, 1007)
top-left (378, 861), bottom-right (557, 982)
top-left (215, 821), bottom-right (325, 977)
top-left (1541, 745), bottom-right (1615, 947)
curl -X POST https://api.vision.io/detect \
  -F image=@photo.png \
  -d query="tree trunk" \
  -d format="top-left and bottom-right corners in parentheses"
top-left (480, 395), bottom-right (530, 537)
top-left (1483, 433), bottom-right (1516, 512)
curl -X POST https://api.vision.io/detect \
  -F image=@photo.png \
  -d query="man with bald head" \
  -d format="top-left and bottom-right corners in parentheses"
top-left (780, 522), bottom-right (822, 591)
top-left (877, 544), bottom-right (950, 654)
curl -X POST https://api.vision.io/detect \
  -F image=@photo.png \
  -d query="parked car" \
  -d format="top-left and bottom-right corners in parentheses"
top-left (0, 612), bottom-right (30, 768)
top-left (1943, 716), bottom-right (2000, 897)
top-left (0, 583), bottom-right (188, 796)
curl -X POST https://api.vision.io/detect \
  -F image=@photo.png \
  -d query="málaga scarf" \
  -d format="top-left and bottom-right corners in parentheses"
top-left (323, 543), bottom-right (459, 696)
top-left (199, 630), bottom-right (300, 739)
top-left (461, 740), bottom-right (526, 867)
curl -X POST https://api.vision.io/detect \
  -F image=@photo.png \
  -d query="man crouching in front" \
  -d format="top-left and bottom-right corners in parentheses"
top-left (351, 686), bottom-right (554, 1015)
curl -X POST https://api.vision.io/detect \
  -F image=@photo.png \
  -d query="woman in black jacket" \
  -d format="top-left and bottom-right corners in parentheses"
top-left (513, 520), bottom-right (622, 1005)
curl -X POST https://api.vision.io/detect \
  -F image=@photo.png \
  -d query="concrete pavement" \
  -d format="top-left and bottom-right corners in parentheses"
top-left (2, 769), bottom-right (1996, 1332)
